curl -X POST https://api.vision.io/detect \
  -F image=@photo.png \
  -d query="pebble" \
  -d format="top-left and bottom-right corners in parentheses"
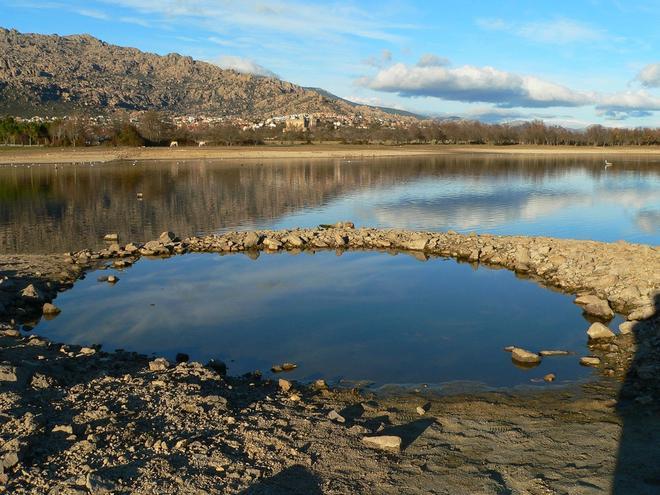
top-left (106, 275), bottom-right (118, 284)
top-left (539, 350), bottom-right (570, 356)
top-left (103, 233), bottom-right (118, 241)
top-left (543, 373), bottom-right (556, 382)
top-left (278, 378), bottom-right (292, 392)
top-left (618, 321), bottom-right (636, 335)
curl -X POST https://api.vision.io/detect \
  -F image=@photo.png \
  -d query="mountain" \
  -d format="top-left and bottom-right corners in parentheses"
top-left (0, 28), bottom-right (414, 120)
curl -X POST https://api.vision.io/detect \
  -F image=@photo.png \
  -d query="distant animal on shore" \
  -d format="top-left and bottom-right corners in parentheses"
top-left (604, 160), bottom-right (613, 168)
top-left (169, 141), bottom-right (178, 148)
top-left (198, 141), bottom-right (207, 147)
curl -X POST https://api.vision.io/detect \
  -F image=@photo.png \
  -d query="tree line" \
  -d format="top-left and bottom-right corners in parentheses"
top-left (1, 113), bottom-right (659, 147)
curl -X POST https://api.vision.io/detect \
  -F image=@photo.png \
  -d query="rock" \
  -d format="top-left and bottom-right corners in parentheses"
top-left (86, 473), bottom-right (115, 494)
top-left (334, 221), bottom-right (355, 229)
top-left (159, 231), bottom-right (178, 244)
top-left (0, 363), bottom-right (17, 382)
top-left (175, 353), bottom-right (189, 363)
top-left (97, 275), bottom-right (109, 282)
top-left (539, 350), bottom-right (570, 356)
top-left (272, 362), bottom-right (297, 373)
top-left (79, 347), bottom-right (96, 356)
top-left (278, 378), bottom-right (292, 392)
top-left (42, 302), bottom-right (61, 315)
top-left (243, 232), bottom-right (261, 248)
top-left (587, 322), bottom-right (615, 340)
top-left (510, 347), bottom-right (541, 365)
top-left (362, 435), bottom-right (401, 452)
top-left (618, 321), bottom-right (636, 335)
top-left (580, 356), bottom-right (601, 367)
top-left (327, 410), bottom-right (346, 423)
top-left (627, 306), bottom-right (655, 321)
top-left (416, 406), bottom-right (426, 416)
top-left (404, 238), bottom-right (428, 251)
top-left (149, 358), bottom-right (170, 371)
top-left (284, 234), bottom-right (304, 247)
top-left (21, 284), bottom-right (44, 302)
top-left (334, 233), bottom-right (348, 246)
top-left (263, 238), bottom-right (282, 250)
top-left (143, 240), bottom-right (164, 251)
top-left (312, 379), bottom-right (328, 390)
top-left (106, 275), bottom-right (118, 284)
top-left (574, 295), bottom-right (614, 319)
top-left (52, 424), bottom-right (74, 434)
top-left (543, 373), bottom-right (556, 382)
top-left (103, 233), bottom-right (118, 241)
top-left (2, 452), bottom-right (19, 470)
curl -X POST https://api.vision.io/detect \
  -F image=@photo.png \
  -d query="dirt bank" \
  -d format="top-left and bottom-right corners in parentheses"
top-left (1, 227), bottom-right (658, 494)
top-left (1, 144), bottom-right (660, 164)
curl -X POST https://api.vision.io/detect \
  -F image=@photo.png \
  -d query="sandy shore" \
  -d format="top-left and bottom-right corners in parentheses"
top-left (1, 144), bottom-right (660, 164)
top-left (1, 227), bottom-right (659, 493)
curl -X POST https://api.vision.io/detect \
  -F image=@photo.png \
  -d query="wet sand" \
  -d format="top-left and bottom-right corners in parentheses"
top-left (1, 144), bottom-right (660, 164)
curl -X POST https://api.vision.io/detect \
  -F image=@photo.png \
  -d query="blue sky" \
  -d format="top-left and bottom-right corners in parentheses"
top-left (2, 0), bottom-right (660, 127)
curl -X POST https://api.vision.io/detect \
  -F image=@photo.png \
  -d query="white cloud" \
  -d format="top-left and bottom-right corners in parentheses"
top-left (213, 55), bottom-right (278, 78)
top-left (75, 8), bottom-right (109, 20)
top-left (417, 54), bottom-right (449, 67)
top-left (361, 58), bottom-right (660, 118)
top-left (99, 0), bottom-right (408, 43)
top-left (360, 62), bottom-right (592, 108)
top-left (636, 63), bottom-right (660, 88)
top-left (476, 17), bottom-right (605, 44)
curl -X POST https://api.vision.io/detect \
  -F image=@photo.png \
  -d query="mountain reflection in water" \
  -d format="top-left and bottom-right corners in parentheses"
top-left (0, 155), bottom-right (658, 253)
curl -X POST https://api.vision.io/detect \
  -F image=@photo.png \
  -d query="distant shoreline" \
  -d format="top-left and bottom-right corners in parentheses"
top-left (1, 144), bottom-right (660, 164)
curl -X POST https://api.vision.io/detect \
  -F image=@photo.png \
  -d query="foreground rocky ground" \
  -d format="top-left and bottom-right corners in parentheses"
top-left (0, 226), bottom-right (658, 494)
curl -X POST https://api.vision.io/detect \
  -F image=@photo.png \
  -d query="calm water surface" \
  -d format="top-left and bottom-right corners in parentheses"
top-left (34, 251), bottom-right (615, 388)
top-left (0, 154), bottom-right (658, 253)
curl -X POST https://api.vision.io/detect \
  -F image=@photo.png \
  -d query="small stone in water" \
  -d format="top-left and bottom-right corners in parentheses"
top-left (580, 356), bottom-right (601, 367)
top-left (107, 275), bottom-right (118, 284)
top-left (42, 303), bottom-right (61, 315)
top-left (543, 373), bottom-right (556, 382)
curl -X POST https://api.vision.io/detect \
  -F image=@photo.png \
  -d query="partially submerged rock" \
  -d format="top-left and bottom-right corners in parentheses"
top-left (42, 302), bottom-right (61, 315)
top-left (587, 322), bottom-right (615, 341)
top-left (510, 348), bottom-right (541, 365)
top-left (574, 294), bottom-right (614, 319)
top-left (580, 356), bottom-right (601, 367)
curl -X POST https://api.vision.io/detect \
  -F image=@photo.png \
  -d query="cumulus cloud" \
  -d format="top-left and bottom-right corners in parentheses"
top-left (360, 62), bottom-right (592, 108)
top-left (636, 63), bottom-right (660, 87)
top-left (476, 17), bottom-right (605, 44)
top-left (213, 55), bottom-right (278, 78)
top-left (595, 90), bottom-right (660, 118)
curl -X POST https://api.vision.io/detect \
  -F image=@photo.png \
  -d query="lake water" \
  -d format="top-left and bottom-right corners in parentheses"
top-left (33, 251), bottom-right (616, 388)
top-left (0, 154), bottom-right (658, 254)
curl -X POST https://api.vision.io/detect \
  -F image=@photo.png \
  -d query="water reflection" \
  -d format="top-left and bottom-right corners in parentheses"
top-left (0, 155), bottom-right (658, 254)
top-left (34, 251), bottom-right (609, 388)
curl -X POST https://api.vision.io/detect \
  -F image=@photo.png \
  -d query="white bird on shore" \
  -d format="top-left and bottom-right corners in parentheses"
top-left (604, 160), bottom-right (613, 168)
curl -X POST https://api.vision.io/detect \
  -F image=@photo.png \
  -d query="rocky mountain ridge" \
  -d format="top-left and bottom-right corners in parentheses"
top-left (0, 28), bottom-right (410, 119)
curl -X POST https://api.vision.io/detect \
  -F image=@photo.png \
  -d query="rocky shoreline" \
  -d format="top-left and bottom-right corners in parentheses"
top-left (1, 226), bottom-right (659, 494)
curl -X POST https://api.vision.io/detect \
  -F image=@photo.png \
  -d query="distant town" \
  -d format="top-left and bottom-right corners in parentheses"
top-left (1, 111), bottom-right (659, 147)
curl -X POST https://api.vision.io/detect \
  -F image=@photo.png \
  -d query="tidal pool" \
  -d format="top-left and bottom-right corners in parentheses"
top-left (0, 155), bottom-right (658, 254)
top-left (33, 251), bottom-right (617, 388)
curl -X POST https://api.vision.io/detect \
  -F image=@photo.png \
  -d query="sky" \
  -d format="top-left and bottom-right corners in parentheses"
top-left (2, 0), bottom-right (660, 127)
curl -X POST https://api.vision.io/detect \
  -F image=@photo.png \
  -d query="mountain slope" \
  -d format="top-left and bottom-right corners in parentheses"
top-left (0, 28), bottom-right (411, 119)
